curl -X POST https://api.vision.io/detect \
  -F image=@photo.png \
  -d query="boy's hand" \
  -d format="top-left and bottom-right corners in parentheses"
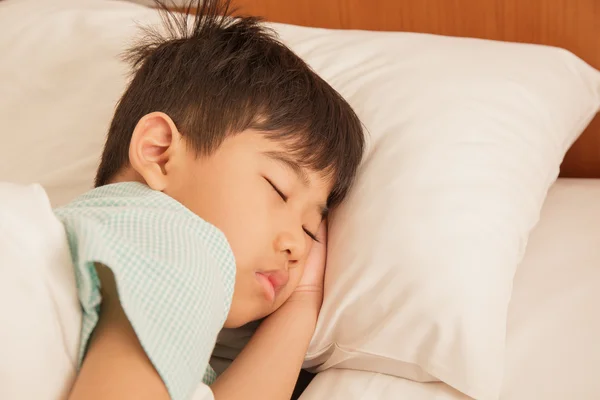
top-left (212, 221), bottom-right (328, 400)
top-left (288, 221), bottom-right (327, 304)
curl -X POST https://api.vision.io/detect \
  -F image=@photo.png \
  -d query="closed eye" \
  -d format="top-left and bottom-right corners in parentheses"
top-left (265, 177), bottom-right (320, 243)
top-left (265, 177), bottom-right (287, 202)
top-left (303, 227), bottom-right (320, 243)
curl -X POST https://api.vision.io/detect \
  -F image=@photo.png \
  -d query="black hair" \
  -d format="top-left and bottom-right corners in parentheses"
top-left (95, 0), bottom-right (364, 208)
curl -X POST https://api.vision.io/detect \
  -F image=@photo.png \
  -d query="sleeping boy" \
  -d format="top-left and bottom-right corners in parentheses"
top-left (0, 0), bottom-right (364, 399)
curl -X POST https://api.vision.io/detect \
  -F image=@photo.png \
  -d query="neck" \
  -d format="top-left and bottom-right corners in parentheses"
top-left (108, 168), bottom-right (145, 185)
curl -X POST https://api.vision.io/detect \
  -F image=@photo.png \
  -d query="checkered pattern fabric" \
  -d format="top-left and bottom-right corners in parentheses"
top-left (54, 182), bottom-right (236, 400)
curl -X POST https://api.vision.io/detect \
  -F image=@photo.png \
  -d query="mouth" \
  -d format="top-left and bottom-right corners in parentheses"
top-left (256, 272), bottom-right (276, 302)
top-left (255, 270), bottom-right (289, 303)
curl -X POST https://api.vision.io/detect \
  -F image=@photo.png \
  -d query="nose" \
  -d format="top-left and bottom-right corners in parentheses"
top-left (274, 226), bottom-right (306, 266)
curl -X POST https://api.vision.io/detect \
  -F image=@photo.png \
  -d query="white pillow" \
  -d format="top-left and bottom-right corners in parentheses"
top-left (269, 23), bottom-right (600, 400)
top-left (298, 178), bottom-right (600, 400)
top-left (0, 0), bottom-right (157, 206)
top-left (1, 1), bottom-right (600, 399)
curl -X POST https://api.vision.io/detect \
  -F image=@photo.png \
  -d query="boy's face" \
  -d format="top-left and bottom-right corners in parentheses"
top-left (171, 131), bottom-right (330, 327)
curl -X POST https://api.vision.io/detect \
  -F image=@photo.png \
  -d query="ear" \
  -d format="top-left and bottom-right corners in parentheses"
top-left (128, 112), bottom-right (183, 192)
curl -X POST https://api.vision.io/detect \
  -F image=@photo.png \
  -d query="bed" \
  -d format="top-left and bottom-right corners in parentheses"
top-left (0, 0), bottom-right (599, 399)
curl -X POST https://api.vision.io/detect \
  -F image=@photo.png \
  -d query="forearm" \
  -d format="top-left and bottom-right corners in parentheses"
top-left (69, 265), bottom-right (170, 400)
top-left (211, 295), bottom-right (319, 400)
top-left (68, 309), bottom-right (170, 400)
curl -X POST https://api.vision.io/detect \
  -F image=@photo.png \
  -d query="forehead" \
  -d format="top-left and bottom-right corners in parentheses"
top-left (226, 130), bottom-right (333, 194)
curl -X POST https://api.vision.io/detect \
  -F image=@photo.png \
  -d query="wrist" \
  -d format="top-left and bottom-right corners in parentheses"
top-left (277, 291), bottom-right (322, 319)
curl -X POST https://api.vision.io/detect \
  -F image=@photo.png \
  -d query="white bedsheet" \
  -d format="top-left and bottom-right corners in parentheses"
top-left (300, 178), bottom-right (600, 400)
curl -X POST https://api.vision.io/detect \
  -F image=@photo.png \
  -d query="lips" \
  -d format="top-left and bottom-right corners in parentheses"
top-left (264, 270), bottom-right (289, 291)
top-left (255, 270), bottom-right (289, 303)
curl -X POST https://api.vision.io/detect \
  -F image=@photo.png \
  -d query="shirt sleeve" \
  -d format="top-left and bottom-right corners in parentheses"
top-left (55, 187), bottom-right (236, 400)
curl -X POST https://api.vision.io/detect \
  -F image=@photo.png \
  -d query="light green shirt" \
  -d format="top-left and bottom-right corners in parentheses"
top-left (54, 182), bottom-right (236, 400)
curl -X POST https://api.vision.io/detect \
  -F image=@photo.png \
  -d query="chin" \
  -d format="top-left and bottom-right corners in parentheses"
top-left (222, 319), bottom-right (247, 329)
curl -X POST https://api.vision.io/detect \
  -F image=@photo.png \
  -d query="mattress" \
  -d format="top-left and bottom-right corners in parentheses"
top-left (300, 178), bottom-right (600, 400)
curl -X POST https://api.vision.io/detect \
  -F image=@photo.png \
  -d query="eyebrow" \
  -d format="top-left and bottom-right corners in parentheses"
top-left (262, 150), bottom-right (329, 219)
top-left (263, 151), bottom-right (310, 186)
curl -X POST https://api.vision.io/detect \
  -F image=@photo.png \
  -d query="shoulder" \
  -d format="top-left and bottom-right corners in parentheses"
top-left (55, 182), bottom-right (236, 283)
top-left (56, 182), bottom-right (231, 249)
top-left (57, 182), bottom-right (236, 307)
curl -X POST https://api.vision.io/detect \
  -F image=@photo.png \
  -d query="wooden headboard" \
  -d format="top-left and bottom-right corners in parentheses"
top-left (192, 0), bottom-right (600, 178)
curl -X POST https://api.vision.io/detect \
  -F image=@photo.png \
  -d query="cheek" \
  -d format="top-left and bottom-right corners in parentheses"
top-left (188, 177), bottom-right (271, 269)
top-left (221, 203), bottom-right (273, 276)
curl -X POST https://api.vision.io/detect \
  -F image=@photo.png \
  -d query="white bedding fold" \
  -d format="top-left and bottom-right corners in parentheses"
top-left (0, 182), bottom-right (81, 400)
